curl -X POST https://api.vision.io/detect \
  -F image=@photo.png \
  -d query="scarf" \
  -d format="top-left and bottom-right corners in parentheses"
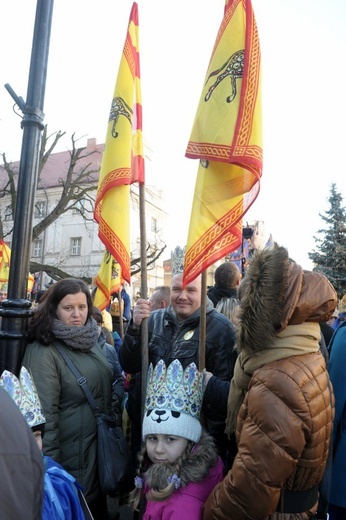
top-left (51, 317), bottom-right (99, 352)
top-left (226, 322), bottom-right (321, 437)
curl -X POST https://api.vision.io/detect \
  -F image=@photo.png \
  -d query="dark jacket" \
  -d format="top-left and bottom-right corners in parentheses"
top-left (120, 302), bottom-right (237, 456)
top-left (320, 321), bottom-right (334, 350)
top-left (328, 320), bottom-right (346, 509)
top-left (206, 286), bottom-right (238, 307)
top-left (0, 388), bottom-right (44, 520)
top-left (22, 340), bottom-right (114, 504)
top-left (97, 329), bottom-right (124, 414)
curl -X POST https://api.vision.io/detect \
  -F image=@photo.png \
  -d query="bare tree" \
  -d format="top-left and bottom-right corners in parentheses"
top-left (0, 127), bottom-right (100, 241)
top-left (0, 127), bottom-right (166, 280)
top-left (131, 242), bottom-right (166, 276)
top-left (30, 242), bottom-right (167, 284)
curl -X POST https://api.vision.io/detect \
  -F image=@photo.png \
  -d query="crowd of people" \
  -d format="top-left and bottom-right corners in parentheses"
top-left (0, 244), bottom-right (345, 519)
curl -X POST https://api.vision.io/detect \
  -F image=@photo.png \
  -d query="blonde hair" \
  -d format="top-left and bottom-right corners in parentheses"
top-left (216, 297), bottom-right (240, 325)
top-left (129, 440), bottom-right (194, 511)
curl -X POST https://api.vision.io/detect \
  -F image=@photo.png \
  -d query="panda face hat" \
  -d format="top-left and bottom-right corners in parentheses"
top-left (142, 359), bottom-right (205, 444)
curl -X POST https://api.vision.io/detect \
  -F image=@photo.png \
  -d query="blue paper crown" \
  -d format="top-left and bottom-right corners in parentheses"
top-left (145, 359), bottom-right (205, 420)
top-left (171, 246), bottom-right (186, 276)
top-left (0, 367), bottom-right (46, 428)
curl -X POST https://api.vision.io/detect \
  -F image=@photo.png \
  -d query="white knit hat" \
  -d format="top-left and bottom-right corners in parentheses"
top-left (142, 359), bottom-right (205, 443)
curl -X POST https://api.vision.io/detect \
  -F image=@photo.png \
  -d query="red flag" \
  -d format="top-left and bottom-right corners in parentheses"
top-left (183, 0), bottom-right (262, 286)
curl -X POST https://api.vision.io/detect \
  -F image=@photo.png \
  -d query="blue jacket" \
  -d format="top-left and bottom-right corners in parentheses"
top-left (42, 456), bottom-right (85, 520)
top-left (328, 320), bottom-right (346, 508)
top-left (97, 330), bottom-right (124, 418)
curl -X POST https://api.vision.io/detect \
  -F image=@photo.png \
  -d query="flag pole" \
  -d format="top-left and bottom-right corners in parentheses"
top-left (139, 184), bottom-right (148, 424)
top-left (199, 271), bottom-right (207, 370)
top-left (116, 291), bottom-right (124, 339)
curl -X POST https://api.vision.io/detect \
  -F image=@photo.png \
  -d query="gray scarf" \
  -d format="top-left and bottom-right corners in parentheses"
top-left (51, 317), bottom-right (99, 352)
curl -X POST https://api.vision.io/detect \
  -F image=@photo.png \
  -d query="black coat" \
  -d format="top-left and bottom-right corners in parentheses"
top-left (120, 303), bottom-right (237, 459)
top-left (206, 286), bottom-right (238, 307)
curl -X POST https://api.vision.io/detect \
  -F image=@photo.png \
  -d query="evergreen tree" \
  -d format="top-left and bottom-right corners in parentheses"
top-left (308, 183), bottom-right (346, 298)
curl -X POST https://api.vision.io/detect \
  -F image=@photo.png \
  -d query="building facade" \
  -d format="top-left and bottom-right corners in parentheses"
top-left (0, 137), bottom-right (168, 303)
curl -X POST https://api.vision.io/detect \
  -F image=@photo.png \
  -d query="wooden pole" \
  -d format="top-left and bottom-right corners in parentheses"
top-left (139, 184), bottom-right (148, 426)
top-left (199, 270), bottom-right (207, 370)
top-left (116, 291), bottom-right (124, 339)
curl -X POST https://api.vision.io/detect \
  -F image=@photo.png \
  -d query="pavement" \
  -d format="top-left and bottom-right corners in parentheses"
top-left (107, 495), bottom-right (133, 520)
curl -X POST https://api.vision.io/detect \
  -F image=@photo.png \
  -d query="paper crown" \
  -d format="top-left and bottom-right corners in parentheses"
top-left (171, 246), bottom-right (186, 276)
top-left (338, 295), bottom-right (346, 314)
top-left (0, 366), bottom-right (46, 428)
top-left (142, 360), bottom-right (206, 443)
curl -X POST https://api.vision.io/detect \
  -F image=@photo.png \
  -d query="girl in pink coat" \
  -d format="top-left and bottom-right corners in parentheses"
top-left (129, 359), bottom-right (224, 519)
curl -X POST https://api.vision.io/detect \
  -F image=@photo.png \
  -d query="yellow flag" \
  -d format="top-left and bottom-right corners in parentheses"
top-left (94, 2), bottom-right (144, 287)
top-left (0, 241), bottom-right (34, 293)
top-left (183, 0), bottom-right (262, 286)
top-left (0, 241), bottom-right (11, 283)
top-left (93, 251), bottom-right (123, 310)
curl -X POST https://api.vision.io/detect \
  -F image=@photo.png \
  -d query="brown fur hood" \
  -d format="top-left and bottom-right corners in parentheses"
top-left (237, 244), bottom-right (337, 354)
top-left (143, 430), bottom-right (219, 490)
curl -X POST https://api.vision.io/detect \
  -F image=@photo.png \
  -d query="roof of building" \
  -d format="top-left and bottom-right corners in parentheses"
top-left (0, 137), bottom-right (104, 190)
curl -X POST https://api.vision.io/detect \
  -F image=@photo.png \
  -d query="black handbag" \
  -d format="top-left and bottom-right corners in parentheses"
top-left (55, 343), bottom-right (132, 496)
top-left (95, 413), bottom-right (133, 495)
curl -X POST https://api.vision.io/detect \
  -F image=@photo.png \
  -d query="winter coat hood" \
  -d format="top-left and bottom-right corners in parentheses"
top-left (238, 244), bottom-right (337, 354)
top-left (144, 430), bottom-right (219, 491)
top-left (140, 430), bottom-right (224, 519)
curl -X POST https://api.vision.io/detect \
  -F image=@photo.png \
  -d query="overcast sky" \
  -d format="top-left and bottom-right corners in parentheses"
top-left (1, 0), bottom-right (346, 269)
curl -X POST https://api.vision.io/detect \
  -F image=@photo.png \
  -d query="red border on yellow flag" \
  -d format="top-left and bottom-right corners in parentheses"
top-left (183, 0), bottom-right (262, 286)
top-left (94, 2), bottom-right (144, 287)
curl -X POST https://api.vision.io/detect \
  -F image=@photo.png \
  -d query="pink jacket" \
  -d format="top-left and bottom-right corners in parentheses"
top-left (143, 457), bottom-right (224, 520)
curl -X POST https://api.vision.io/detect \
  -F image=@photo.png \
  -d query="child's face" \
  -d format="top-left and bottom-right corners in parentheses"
top-left (146, 434), bottom-right (188, 464)
top-left (32, 430), bottom-right (43, 451)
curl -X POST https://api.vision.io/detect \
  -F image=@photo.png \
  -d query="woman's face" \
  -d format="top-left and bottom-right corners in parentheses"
top-left (56, 292), bottom-right (88, 326)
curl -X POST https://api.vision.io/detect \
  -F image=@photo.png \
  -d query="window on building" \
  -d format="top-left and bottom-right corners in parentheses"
top-left (32, 240), bottom-right (42, 258)
top-left (4, 206), bottom-right (13, 221)
top-left (151, 217), bottom-right (157, 233)
top-left (73, 199), bottom-right (86, 214)
top-left (34, 200), bottom-right (46, 218)
top-left (71, 237), bottom-right (82, 256)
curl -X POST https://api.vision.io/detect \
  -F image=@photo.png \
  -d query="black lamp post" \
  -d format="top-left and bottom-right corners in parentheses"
top-left (0, 0), bottom-right (54, 375)
top-left (242, 224), bottom-right (254, 277)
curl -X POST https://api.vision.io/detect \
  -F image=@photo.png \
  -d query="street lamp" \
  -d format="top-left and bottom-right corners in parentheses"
top-left (0, 0), bottom-right (54, 376)
top-left (242, 224), bottom-right (254, 277)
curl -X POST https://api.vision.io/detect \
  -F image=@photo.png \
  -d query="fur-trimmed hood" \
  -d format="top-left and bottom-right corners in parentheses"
top-left (237, 244), bottom-right (337, 354)
top-left (143, 430), bottom-right (218, 491)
